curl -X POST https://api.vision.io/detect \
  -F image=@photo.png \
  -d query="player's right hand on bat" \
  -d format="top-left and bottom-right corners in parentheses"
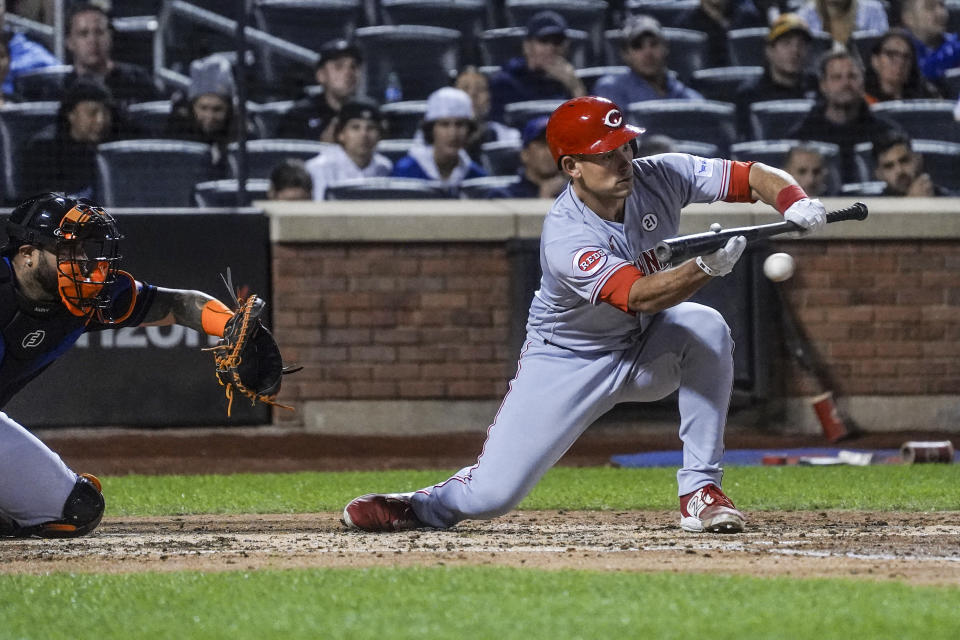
top-left (784, 198), bottom-right (827, 233)
top-left (696, 235), bottom-right (746, 277)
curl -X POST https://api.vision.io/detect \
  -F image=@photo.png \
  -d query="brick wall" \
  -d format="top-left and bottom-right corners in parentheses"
top-left (273, 238), bottom-right (960, 425)
top-left (776, 240), bottom-right (960, 397)
top-left (273, 242), bottom-right (515, 422)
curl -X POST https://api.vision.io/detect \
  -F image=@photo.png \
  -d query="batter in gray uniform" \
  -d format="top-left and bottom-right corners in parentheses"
top-left (343, 96), bottom-right (826, 534)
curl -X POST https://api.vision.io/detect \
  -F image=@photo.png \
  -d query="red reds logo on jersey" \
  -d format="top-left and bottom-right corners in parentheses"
top-left (573, 247), bottom-right (607, 273)
top-left (603, 109), bottom-right (623, 128)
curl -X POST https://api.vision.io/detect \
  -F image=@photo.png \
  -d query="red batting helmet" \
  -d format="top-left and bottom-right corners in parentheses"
top-left (546, 96), bottom-right (645, 166)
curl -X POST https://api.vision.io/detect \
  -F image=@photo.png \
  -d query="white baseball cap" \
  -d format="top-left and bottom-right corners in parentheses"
top-left (424, 87), bottom-right (474, 122)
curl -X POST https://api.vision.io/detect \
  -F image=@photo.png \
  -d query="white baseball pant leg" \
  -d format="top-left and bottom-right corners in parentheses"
top-left (619, 303), bottom-right (734, 496)
top-left (0, 412), bottom-right (79, 527)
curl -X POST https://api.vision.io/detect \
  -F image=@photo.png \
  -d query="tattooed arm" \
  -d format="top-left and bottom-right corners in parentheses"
top-left (139, 287), bottom-right (221, 332)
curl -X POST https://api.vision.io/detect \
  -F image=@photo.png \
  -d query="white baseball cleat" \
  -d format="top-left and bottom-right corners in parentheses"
top-left (679, 484), bottom-right (746, 533)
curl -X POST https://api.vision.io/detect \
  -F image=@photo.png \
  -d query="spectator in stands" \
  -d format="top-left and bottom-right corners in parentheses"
top-left (267, 158), bottom-right (313, 201)
top-left (735, 14), bottom-right (818, 136)
top-left (797, 0), bottom-right (889, 46)
top-left (0, 35), bottom-right (22, 105)
top-left (166, 55), bottom-right (250, 178)
top-left (873, 129), bottom-right (953, 195)
top-left (305, 99), bottom-right (392, 200)
top-left (454, 67), bottom-right (521, 162)
top-left (680, 0), bottom-right (767, 67)
top-left (0, 0), bottom-right (58, 95)
top-left (635, 133), bottom-right (676, 156)
top-left (864, 28), bottom-right (941, 102)
top-left (277, 39), bottom-right (363, 142)
top-left (900, 0), bottom-right (960, 84)
top-left (64, 2), bottom-right (161, 108)
top-left (20, 79), bottom-right (123, 199)
top-left (594, 15), bottom-right (702, 108)
top-left (392, 87), bottom-right (486, 190)
top-left (483, 116), bottom-right (566, 199)
top-left (783, 144), bottom-right (831, 196)
top-left (788, 50), bottom-right (899, 183)
top-left (488, 10), bottom-right (586, 124)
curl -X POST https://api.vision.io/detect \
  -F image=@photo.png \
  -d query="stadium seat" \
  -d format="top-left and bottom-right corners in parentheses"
top-left (193, 178), bottom-right (272, 207)
top-left (191, 0), bottom-right (245, 19)
top-left (459, 175), bottom-right (522, 198)
top-left (126, 101), bottom-right (173, 137)
top-left (748, 99), bottom-right (815, 140)
top-left (0, 101), bottom-right (59, 203)
top-left (851, 30), bottom-right (883, 66)
top-left (503, 99), bottom-right (566, 130)
top-left (227, 139), bottom-right (334, 180)
top-left (629, 100), bottom-right (737, 155)
top-left (839, 181), bottom-right (886, 196)
top-left (158, 1), bottom-right (241, 76)
top-left (950, 0), bottom-right (960, 32)
top-left (503, 0), bottom-right (610, 65)
top-left (576, 65), bottom-right (629, 93)
top-left (96, 140), bottom-right (215, 207)
top-left (725, 27), bottom-right (768, 67)
top-left (247, 100), bottom-right (297, 139)
top-left (111, 16), bottom-right (158, 69)
top-left (481, 139), bottom-right (523, 176)
top-left (663, 28), bottom-right (707, 84)
top-left (379, 0), bottom-right (488, 63)
top-left (252, 0), bottom-right (362, 52)
top-left (691, 66), bottom-right (763, 104)
top-left (355, 25), bottom-right (461, 102)
top-left (731, 139), bottom-right (843, 194)
top-left (380, 100), bottom-right (428, 139)
top-left (479, 26), bottom-right (590, 68)
top-left (13, 65), bottom-right (73, 102)
top-left (625, 0), bottom-right (699, 28)
top-left (870, 100), bottom-right (960, 143)
top-left (942, 67), bottom-right (960, 100)
top-left (854, 139), bottom-right (960, 191)
top-left (670, 140), bottom-right (720, 157)
top-left (107, 0), bottom-right (162, 16)
top-left (727, 27), bottom-right (832, 69)
top-left (324, 177), bottom-right (451, 199)
top-left (375, 138), bottom-right (417, 164)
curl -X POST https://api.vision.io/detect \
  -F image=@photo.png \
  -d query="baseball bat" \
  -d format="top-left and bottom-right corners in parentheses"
top-left (654, 202), bottom-right (868, 264)
top-left (771, 280), bottom-right (856, 442)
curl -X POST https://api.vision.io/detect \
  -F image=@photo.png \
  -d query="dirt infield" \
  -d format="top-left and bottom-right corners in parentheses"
top-left (7, 427), bottom-right (956, 585)
top-left (2, 511), bottom-right (959, 585)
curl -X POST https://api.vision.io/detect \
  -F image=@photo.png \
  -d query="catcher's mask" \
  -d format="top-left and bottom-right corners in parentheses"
top-left (4, 193), bottom-right (123, 318)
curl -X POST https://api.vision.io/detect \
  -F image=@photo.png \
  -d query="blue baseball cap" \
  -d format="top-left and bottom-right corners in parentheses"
top-left (522, 115), bottom-right (550, 147)
top-left (526, 10), bottom-right (567, 39)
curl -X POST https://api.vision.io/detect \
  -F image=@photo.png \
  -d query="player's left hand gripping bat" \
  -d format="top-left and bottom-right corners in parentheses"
top-left (654, 202), bottom-right (868, 264)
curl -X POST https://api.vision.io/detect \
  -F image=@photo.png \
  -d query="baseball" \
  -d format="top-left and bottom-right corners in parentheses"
top-left (763, 252), bottom-right (795, 282)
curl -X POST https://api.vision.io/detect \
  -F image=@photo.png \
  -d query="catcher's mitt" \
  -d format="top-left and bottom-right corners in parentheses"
top-left (207, 290), bottom-right (300, 416)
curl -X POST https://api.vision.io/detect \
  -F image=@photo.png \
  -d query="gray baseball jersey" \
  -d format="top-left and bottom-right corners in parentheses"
top-left (410, 153), bottom-right (753, 529)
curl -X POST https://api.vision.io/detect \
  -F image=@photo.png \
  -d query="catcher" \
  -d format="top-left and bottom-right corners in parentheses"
top-left (0, 193), bottom-right (288, 538)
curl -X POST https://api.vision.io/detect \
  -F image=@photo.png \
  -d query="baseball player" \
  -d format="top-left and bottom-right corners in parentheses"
top-left (0, 193), bottom-right (241, 538)
top-left (343, 96), bottom-right (826, 534)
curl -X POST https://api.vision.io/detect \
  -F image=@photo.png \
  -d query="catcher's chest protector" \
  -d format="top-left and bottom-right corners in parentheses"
top-left (0, 259), bottom-right (88, 408)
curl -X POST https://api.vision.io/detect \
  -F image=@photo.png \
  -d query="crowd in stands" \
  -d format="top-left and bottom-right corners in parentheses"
top-left (1, 0), bottom-right (959, 206)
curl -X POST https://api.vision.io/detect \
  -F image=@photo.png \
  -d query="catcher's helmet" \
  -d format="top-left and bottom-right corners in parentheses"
top-left (4, 193), bottom-right (123, 318)
top-left (545, 96), bottom-right (645, 166)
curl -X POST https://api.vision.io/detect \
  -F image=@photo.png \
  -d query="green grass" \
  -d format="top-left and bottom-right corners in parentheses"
top-left (1, 567), bottom-right (958, 640)
top-left (102, 465), bottom-right (960, 516)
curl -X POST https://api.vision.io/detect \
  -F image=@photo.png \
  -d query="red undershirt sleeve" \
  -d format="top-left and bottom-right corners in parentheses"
top-left (723, 160), bottom-right (756, 203)
top-left (597, 264), bottom-right (645, 313)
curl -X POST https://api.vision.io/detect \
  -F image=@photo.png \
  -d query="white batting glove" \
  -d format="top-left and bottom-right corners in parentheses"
top-left (784, 198), bottom-right (826, 233)
top-left (696, 235), bottom-right (746, 277)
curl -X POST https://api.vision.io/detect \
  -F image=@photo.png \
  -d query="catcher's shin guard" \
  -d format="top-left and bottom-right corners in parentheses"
top-left (10, 473), bottom-right (105, 539)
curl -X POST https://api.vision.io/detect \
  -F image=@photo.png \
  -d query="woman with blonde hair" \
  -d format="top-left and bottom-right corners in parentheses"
top-left (797, 0), bottom-right (889, 46)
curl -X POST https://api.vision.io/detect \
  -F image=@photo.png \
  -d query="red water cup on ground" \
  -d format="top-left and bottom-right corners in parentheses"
top-left (900, 441), bottom-right (955, 464)
top-left (810, 391), bottom-right (849, 442)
